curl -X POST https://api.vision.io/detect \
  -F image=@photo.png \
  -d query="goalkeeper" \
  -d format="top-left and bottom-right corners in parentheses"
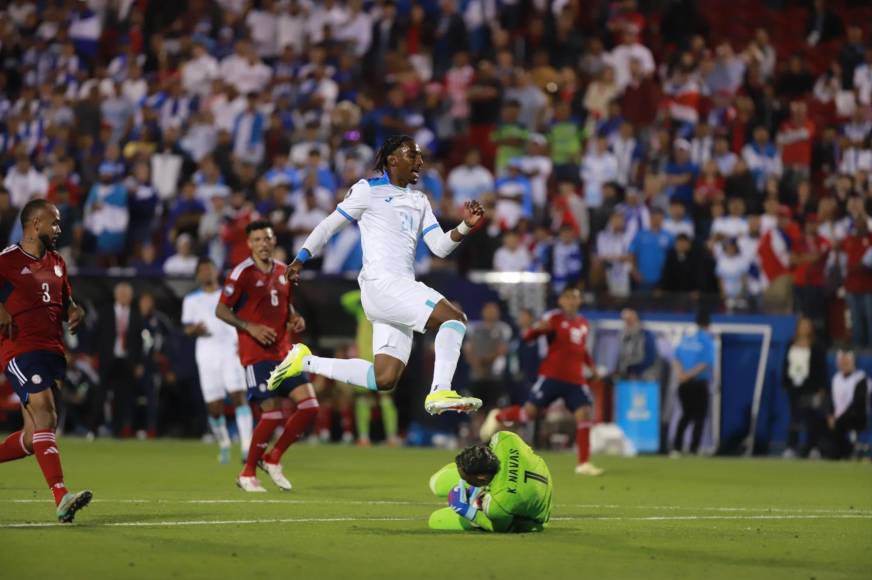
top-left (427, 431), bottom-right (553, 533)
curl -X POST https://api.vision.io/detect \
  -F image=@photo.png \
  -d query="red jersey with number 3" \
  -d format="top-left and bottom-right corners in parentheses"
top-left (219, 257), bottom-right (292, 366)
top-left (0, 245), bottom-right (72, 368)
top-left (523, 310), bottom-right (593, 384)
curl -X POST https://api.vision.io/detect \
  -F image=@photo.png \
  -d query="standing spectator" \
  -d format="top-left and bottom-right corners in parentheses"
top-left (742, 126), bottom-right (782, 190)
top-left (4, 153), bottom-right (48, 209)
top-left (791, 215), bottom-right (831, 321)
top-left (663, 199), bottom-right (695, 239)
top-left (583, 66), bottom-right (619, 122)
top-left (0, 189), bottom-right (18, 245)
top-left (581, 135), bottom-right (619, 210)
top-left (660, 233), bottom-right (714, 296)
top-left (549, 224), bottom-right (584, 294)
top-left (615, 309), bottom-right (659, 381)
top-left (782, 317), bottom-right (828, 459)
top-left (136, 292), bottom-right (173, 438)
top-left (547, 101), bottom-right (584, 181)
top-left (163, 233), bottom-right (199, 277)
top-left (758, 205), bottom-right (799, 313)
top-left (825, 350), bottom-right (869, 460)
top-left (620, 57), bottom-right (660, 131)
top-left (672, 311), bottom-right (715, 456)
top-left (630, 208), bottom-right (673, 291)
top-left (126, 161), bottom-right (159, 252)
top-left (493, 162), bottom-right (533, 231)
top-left (594, 212), bottom-right (633, 298)
top-left (491, 100), bottom-right (528, 174)
top-left (182, 41), bottom-right (219, 97)
top-left (609, 25), bottom-right (655, 91)
top-left (232, 93), bottom-right (267, 166)
top-left (493, 230), bottom-right (531, 272)
top-left (288, 189), bottom-right (328, 254)
top-left (447, 149), bottom-right (493, 206)
top-left (83, 164), bottom-right (129, 264)
top-left (842, 217), bottom-right (872, 347)
top-left (444, 51), bottom-right (475, 134)
top-left (777, 101), bottom-right (815, 185)
top-left (432, 0), bottom-right (469, 78)
top-left (663, 140), bottom-right (699, 206)
top-left (463, 302), bottom-right (512, 413)
top-left (95, 282), bottom-right (144, 438)
top-left (516, 135), bottom-right (553, 217)
top-left (714, 238), bottom-right (750, 310)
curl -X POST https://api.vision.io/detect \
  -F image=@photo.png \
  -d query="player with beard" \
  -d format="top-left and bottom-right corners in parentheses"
top-left (0, 199), bottom-right (91, 522)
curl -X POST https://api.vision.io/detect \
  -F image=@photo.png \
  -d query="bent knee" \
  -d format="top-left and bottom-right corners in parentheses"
top-left (375, 371), bottom-right (400, 391)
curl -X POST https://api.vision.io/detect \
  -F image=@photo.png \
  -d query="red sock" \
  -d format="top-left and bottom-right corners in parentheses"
top-left (497, 405), bottom-right (528, 423)
top-left (241, 411), bottom-right (282, 477)
top-left (0, 431), bottom-right (30, 463)
top-left (340, 406), bottom-right (353, 436)
top-left (576, 421), bottom-right (592, 465)
top-left (316, 403), bottom-right (332, 435)
top-left (265, 398), bottom-right (319, 464)
top-left (32, 430), bottom-right (67, 505)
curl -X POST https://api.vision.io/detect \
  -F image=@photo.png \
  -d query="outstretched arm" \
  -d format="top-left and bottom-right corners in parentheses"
top-left (422, 200), bottom-right (485, 258)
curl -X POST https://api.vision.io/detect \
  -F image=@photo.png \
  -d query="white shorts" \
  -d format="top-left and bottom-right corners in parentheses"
top-left (360, 276), bottom-right (445, 365)
top-left (196, 352), bottom-right (246, 403)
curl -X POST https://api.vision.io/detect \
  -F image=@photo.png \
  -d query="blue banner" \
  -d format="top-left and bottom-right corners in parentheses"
top-left (616, 381), bottom-right (661, 453)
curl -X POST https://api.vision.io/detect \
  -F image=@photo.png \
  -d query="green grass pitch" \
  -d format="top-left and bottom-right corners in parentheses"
top-left (1, 438), bottom-right (870, 579)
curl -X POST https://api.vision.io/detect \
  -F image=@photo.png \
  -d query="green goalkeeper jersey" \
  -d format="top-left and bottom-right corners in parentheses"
top-left (475, 431), bottom-right (554, 532)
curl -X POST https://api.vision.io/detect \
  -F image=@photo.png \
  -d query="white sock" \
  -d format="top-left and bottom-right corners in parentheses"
top-left (234, 404), bottom-right (253, 456)
top-left (431, 320), bottom-right (466, 393)
top-left (304, 356), bottom-right (377, 391)
top-left (207, 415), bottom-right (231, 448)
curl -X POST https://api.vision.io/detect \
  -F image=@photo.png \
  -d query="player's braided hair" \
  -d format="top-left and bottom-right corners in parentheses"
top-left (373, 134), bottom-right (415, 176)
top-left (455, 445), bottom-right (501, 478)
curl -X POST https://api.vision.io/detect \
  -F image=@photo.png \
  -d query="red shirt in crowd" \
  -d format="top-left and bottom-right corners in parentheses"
top-left (523, 310), bottom-right (594, 385)
top-left (842, 232), bottom-right (872, 294)
top-left (792, 234), bottom-right (831, 287)
top-left (778, 119), bottom-right (815, 167)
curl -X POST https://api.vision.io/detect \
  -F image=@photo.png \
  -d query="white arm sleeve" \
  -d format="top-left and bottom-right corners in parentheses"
top-left (300, 180), bottom-right (370, 258)
top-left (421, 199), bottom-right (461, 258)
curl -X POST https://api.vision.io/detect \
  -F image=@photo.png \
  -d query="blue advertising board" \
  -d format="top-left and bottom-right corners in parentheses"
top-left (616, 380), bottom-right (661, 453)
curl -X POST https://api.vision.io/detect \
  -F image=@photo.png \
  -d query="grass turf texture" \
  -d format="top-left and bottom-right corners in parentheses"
top-left (1, 439), bottom-right (870, 580)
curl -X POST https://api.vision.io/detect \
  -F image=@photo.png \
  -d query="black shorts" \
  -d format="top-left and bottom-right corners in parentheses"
top-left (528, 377), bottom-right (593, 412)
top-left (4, 350), bottom-right (66, 405)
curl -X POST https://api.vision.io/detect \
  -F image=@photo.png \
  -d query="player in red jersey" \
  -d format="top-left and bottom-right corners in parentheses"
top-left (479, 287), bottom-right (604, 475)
top-left (0, 199), bottom-right (92, 521)
top-left (216, 220), bottom-right (319, 492)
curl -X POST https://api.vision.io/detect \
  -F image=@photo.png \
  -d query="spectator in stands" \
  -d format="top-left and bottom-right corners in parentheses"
top-left (493, 161), bottom-right (533, 231)
top-left (516, 135), bottom-right (552, 217)
top-left (620, 57), bottom-right (660, 131)
top-left (617, 186), bottom-right (650, 239)
top-left (824, 350), bottom-right (869, 460)
top-left (447, 149), bottom-right (493, 207)
top-left (630, 208), bottom-right (673, 292)
top-left (594, 211), bottom-right (633, 298)
top-left (743, 126), bottom-right (782, 191)
top-left (791, 214), bottom-right (831, 321)
top-left (84, 163), bottom-right (129, 264)
top-left (163, 233), bottom-right (199, 277)
top-left (842, 216), bottom-right (872, 347)
top-left (660, 233), bottom-right (712, 297)
top-left (288, 189), bottom-right (328, 254)
top-left (547, 101), bottom-right (584, 181)
top-left (663, 199), bottom-right (695, 240)
top-left (4, 152), bottom-right (48, 209)
top-left (714, 238), bottom-right (750, 311)
top-left (581, 135), bottom-right (619, 210)
top-left (663, 139), bottom-right (698, 206)
top-left (0, 188), bottom-right (19, 246)
top-left (95, 282), bottom-right (144, 438)
top-left (758, 205), bottom-right (800, 314)
top-left (615, 308), bottom-right (659, 382)
top-left (777, 101), bottom-right (815, 185)
top-left (610, 24), bottom-right (655, 91)
top-left (492, 100), bottom-right (528, 173)
top-left (711, 197), bottom-right (749, 242)
top-left (463, 302), bottom-right (512, 414)
top-left (509, 308), bottom-right (543, 401)
top-left (583, 66), bottom-right (619, 122)
top-left (672, 310), bottom-right (715, 456)
top-left (782, 316), bottom-right (828, 459)
top-left (548, 224), bottom-right (584, 295)
top-left (493, 230), bottom-right (531, 272)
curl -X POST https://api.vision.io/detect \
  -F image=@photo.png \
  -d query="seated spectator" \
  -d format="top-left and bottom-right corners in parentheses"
top-left (447, 149), bottom-right (493, 207)
top-left (615, 308), bottom-right (659, 381)
top-left (782, 317), bottom-right (828, 459)
top-left (630, 208), bottom-right (673, 291)
top-left (163, 233), bottom-right (199, 277)
top-left (824, 350), bottom-right (869, 460)
top-left (594, 212), bottom-right (633, 297)
top-left (493, 230), bottom-right (532, 272)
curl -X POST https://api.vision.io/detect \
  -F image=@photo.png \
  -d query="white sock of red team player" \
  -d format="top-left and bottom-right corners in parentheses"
top-left (303, 357), bottom-right (378, 391)
top-left (429, 320), bottom-right (467, 393)
top-left (234, 404), bottom-right (254, 458)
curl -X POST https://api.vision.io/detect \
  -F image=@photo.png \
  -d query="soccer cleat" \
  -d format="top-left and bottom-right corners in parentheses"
top-left (574, 462), bottom-right (604, 476)
top-left (56, 490), bottom-right (93, 523)
top-left (236, 475), bottom-right (268, 492)
top-left (424, 390), bottom-right (482, 415)
top-left (478, 409), bottom-right (503, 441)
top-left (267, 343), bottom-right (311, 391)
top-left (258, 460), bottom-right (293, 491)
top-left (218, 446), bottom-right (231, 464)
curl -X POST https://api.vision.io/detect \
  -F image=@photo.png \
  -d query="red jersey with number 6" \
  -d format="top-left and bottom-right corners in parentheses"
top-left (219, 257), bottom-right (292, 366)
top-left (0, 245), bottom-right (72, 368)
top-left (523, 310), bottom-right (594, 384)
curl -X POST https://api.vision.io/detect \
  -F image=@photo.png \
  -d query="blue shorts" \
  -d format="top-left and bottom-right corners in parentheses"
top-left (528, 377), bottom-right (594, 412)
top-left (4, 351), bottom-right (66, 405)
top-left (245, 360), bottom-right (311, 402)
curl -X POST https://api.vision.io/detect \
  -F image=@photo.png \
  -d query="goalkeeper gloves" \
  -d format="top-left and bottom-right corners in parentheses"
top-left (448, 480), bottom-right (482, 521)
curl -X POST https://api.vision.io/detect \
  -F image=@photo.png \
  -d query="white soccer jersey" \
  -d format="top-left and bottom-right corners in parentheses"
top-left (336, 175), bottom-right (440, 281)
top-left (181, 288), bottom-right (239, 361)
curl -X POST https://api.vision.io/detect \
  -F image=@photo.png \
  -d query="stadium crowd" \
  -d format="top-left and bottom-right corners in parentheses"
top-left (0, 1), bottom-right (871, 452)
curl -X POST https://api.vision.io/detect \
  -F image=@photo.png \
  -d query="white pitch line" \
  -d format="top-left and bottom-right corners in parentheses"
top-left (2, 513), bottom-right (871, 530)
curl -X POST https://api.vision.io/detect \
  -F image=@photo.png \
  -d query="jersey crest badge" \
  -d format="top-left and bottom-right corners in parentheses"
top-left (279, 275), bottom-right (288, 285)
top-left (224, 284), bottom-right (234, 296)
top-left (54, 265), bottom-right (63, 278)
top-left (31, 374), bottom-right (42, 385)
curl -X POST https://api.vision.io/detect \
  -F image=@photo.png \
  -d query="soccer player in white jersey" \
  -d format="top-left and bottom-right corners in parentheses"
top-left (268, 135), bottom-right (485, 415)
top-left (182, 258), bottom-right (254, 463)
